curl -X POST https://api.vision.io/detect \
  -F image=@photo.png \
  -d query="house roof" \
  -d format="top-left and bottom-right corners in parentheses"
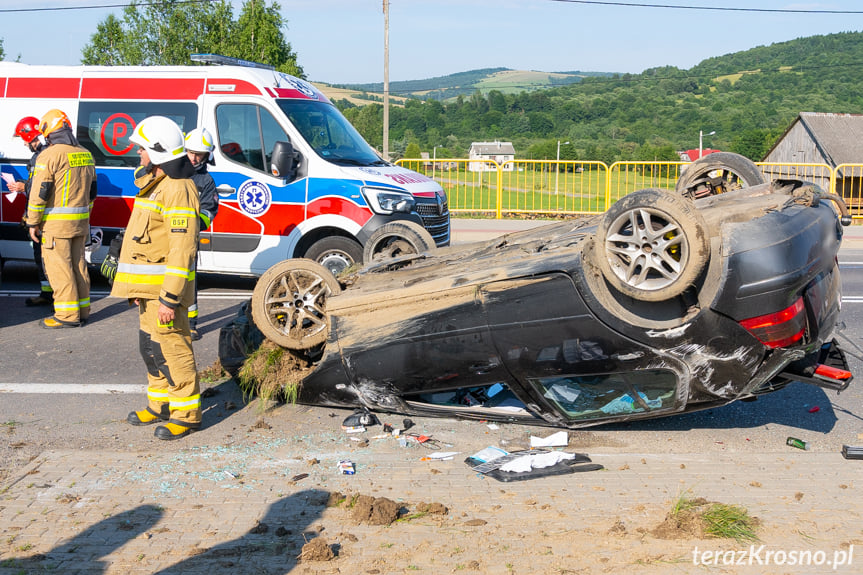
top-left (470, 141), bottom-right (516, 155)
top-left (764, 112), bottom-right (863, 166)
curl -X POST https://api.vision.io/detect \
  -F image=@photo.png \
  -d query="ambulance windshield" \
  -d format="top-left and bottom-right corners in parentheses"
top-left (277, 100), bottom-right (386, 166)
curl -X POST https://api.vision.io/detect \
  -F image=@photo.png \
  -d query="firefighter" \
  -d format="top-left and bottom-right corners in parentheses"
top-left (10, 116), bottom-right (52, 307)
top-left (183, 127), bottom-right (219, 341)
top-left (113, 116), bottom-right (202, 440)
top-left (26, 109), bottom-right (96, 328)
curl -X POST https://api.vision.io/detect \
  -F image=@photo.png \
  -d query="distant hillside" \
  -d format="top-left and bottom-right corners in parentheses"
top-left (335, 30), bottom-right (863, 163)
top-left (331, 68), bottom-right (613, 101)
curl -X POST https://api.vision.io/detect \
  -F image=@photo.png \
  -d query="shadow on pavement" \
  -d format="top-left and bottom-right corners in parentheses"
top-left (151, 489), bottom-right (331, 574)
top-left (1, 504), bottom-right (163, 573)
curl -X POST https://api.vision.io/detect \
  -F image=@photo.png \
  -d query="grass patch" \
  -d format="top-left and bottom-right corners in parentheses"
top-left (236, 340), bottom-right (308, 411)
top-left (702, 503), bottom-right (759, 542)
top-left (653, 489), bottom-right (759, 542)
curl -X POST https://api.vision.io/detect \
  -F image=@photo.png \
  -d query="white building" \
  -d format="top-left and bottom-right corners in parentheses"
top-left (468, 141), bottom-right (515, 172)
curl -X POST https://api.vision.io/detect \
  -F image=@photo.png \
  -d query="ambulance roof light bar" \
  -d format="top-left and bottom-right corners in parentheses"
top-left (190, 53), bottom-right (275, 71)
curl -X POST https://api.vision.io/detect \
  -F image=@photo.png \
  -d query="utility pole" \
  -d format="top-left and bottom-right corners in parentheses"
top-left (383, 0), bottom-right (390, 161)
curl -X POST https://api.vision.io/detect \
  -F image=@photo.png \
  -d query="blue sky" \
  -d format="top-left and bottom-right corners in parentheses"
top-left (1, 0), bottom-right (861, 83)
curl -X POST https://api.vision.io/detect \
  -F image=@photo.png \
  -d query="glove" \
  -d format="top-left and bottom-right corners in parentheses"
top-left (100, 254), bottom-right (118, 283)
top-left (100, 231), bottom-right (125, 283)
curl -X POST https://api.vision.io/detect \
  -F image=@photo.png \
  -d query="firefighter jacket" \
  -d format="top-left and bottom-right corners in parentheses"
top-left (110, 171), bottom-right (200, 309)
top-left (192, 163), bottom-right (219, 231)
top-left (16, 143), bottom-right (44, 195)
top-left (26, 143), bottom-right (96, 238)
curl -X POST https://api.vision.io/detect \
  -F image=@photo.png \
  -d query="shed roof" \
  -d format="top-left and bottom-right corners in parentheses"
top-left (765, 112), bottom-right (863, 166)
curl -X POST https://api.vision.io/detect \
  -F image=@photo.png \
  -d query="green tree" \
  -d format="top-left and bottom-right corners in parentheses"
top-left (230, 0), bottom-right (303, 77)
top-left (404, 142), bottom-right (422, 159)
top-left (81, 14), bottom-right (128, 66)
top-left (81, 0), bottom-right (303, 77)
top-left (0, 38), bottom-right (5, 60)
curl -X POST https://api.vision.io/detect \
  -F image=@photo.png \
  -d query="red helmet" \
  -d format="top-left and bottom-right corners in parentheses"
top-left (14, 116), bottom-right (41, 144)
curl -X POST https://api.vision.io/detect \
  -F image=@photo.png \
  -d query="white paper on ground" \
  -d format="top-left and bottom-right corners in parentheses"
top-left (499, 451), bottom-right (575, 473)
top-left (530, 430), bottom-right (568, 448)
top-left (430, 451), bottom-right (460, 459)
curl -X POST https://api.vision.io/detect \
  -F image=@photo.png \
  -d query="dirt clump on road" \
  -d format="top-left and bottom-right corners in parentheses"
top-left (299, 537), bottom-right (334, 561)
top-left (351, 495), bottom-right (402, 525)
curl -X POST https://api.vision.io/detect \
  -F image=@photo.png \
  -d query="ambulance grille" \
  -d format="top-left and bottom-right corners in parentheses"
top-left (416, 200), bottom-right (450, 246)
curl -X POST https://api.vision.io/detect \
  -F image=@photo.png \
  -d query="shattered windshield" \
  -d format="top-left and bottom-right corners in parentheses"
top-left (277, 99), bottom-right (385, 166)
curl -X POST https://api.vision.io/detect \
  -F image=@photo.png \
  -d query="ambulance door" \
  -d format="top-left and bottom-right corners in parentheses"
top-left (199, 102), bottom-right (306, 275)
top-left (76, 101), bottom-right (198, 257)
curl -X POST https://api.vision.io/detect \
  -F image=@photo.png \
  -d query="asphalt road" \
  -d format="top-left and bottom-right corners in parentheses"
top-left (2, 223), bottom-right (863, 483)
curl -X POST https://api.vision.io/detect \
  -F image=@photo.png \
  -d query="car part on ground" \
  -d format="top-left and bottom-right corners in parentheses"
top-left (250, 259), bottom-right (341, 350)
top-left (362, 220), bottom-right (436, 264)
top-left (675, 152), bottom-right (766, 199)
top-left (592, 188), bottom-right (709, 302)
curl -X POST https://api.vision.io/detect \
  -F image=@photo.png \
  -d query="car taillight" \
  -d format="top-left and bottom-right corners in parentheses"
top-left (739, 297), bottom-right (806, 349)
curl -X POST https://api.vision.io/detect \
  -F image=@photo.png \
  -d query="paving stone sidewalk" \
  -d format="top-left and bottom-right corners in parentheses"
top-left (2, 421), bottom-right (861, 575)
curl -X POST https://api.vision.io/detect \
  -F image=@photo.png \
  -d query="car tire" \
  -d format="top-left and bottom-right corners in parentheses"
top-left (304, 236), bottom-right (363, 277)
top-left (594, 188), bottom-right (709, 302)
top-left (251, 259), bottom-right (341, 351)
top-left (363, 221), bottom-right (436, 264)
top-left (675, 151), bottom-right (765, 200)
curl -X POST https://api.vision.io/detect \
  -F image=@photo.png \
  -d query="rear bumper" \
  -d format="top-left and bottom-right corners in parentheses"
top-left (778, 339), bottom-right (853, 392)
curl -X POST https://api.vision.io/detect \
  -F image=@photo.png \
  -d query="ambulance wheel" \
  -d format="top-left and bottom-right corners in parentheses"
top-left (305, 236), bottom-right (363, 277)
top-left (363, 221), bottom-right (436, 264)
top-left (251, 259), bottom-right (341, 351)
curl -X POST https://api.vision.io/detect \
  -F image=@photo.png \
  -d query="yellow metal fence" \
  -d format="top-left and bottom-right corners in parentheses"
top-left (397, 158), bottom-right (863, 220)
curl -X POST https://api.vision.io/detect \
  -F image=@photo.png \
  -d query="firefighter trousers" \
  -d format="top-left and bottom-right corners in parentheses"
top-left (138, 298), bottom-right (202, 428)
top-left (41, 232), bottom-right (90, 323)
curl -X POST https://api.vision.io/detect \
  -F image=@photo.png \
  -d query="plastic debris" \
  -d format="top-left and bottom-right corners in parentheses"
top-left (809, 406), bottom-right (821, 413)
top-left (842, 445), bottom-right (863, 460)
top-left (338, 460), bottom-right (355, 474)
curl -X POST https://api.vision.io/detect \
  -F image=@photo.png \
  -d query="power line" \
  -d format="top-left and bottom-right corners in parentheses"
top-left (0, 0), bottom-right (215, 13)
top-left (547, 0), bottom-right (863, 14)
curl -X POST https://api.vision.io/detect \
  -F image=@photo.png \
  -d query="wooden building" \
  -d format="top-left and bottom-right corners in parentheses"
top-left (762, 112), bottom-right (863, 196)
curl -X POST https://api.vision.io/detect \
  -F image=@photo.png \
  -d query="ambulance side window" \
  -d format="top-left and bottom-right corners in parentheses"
top-left (215, 104), bottom-right (288, 175)
top-left (76, 102), bottom-right (197, 167)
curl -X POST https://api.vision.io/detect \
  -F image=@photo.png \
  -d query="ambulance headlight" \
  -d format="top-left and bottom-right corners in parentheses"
top-left (363, 188), bottom-right (415, 214)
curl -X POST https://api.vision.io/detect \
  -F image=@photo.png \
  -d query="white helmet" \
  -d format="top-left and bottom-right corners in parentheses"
top-left (185, 127), bottom-right (215, 154)
top-left (129, 116), bottom-right (185, 166)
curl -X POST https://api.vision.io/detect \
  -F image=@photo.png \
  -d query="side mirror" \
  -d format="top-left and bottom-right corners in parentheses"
top-left (271, 141), bottom-right (297, 180)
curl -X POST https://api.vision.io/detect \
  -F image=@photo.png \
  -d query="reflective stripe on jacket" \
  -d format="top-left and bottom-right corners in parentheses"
top-left (26, 143), bottom-right (96, 237)
top-left (110, 172), bottom-right (200, 308)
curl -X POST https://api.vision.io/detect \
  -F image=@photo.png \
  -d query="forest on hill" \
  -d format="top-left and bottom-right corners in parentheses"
top-left (334, 31), bottom-right (863, 164)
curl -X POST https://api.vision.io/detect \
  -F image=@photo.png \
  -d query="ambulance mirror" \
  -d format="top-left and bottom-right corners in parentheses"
top-left (271, 141), bottom-right (296, 180)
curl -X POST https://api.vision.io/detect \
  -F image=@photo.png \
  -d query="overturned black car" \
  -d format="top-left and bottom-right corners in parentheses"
top-left (220, 175), bottom-right (854, 429)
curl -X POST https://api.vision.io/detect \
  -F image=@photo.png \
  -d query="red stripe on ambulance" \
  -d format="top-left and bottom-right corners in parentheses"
top-left (82, 78), bottom-right (205, 100)
top-left (6, 77), bottom-right (80, 98)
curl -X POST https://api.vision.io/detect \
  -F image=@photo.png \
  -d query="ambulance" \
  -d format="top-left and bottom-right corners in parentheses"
top-left (0, 55), bottom-right (449, 277)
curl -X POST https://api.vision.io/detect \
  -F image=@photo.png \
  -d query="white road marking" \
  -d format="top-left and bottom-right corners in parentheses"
top-left (0, 383), bottom-right (145, 394)
top-left (0, 290), bottom-right (251, 300)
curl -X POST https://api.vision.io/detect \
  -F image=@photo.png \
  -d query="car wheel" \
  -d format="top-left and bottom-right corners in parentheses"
top-left (675, 152), bottom-right (765, 200)
top-left (363, 221), bottom-right (436, 264)
top-left (304, 236), bottom-right (363, 277)
top-left (595, 188), bottom-right (709, 302)
top-left (251, 259), bottom-right (341, 350)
